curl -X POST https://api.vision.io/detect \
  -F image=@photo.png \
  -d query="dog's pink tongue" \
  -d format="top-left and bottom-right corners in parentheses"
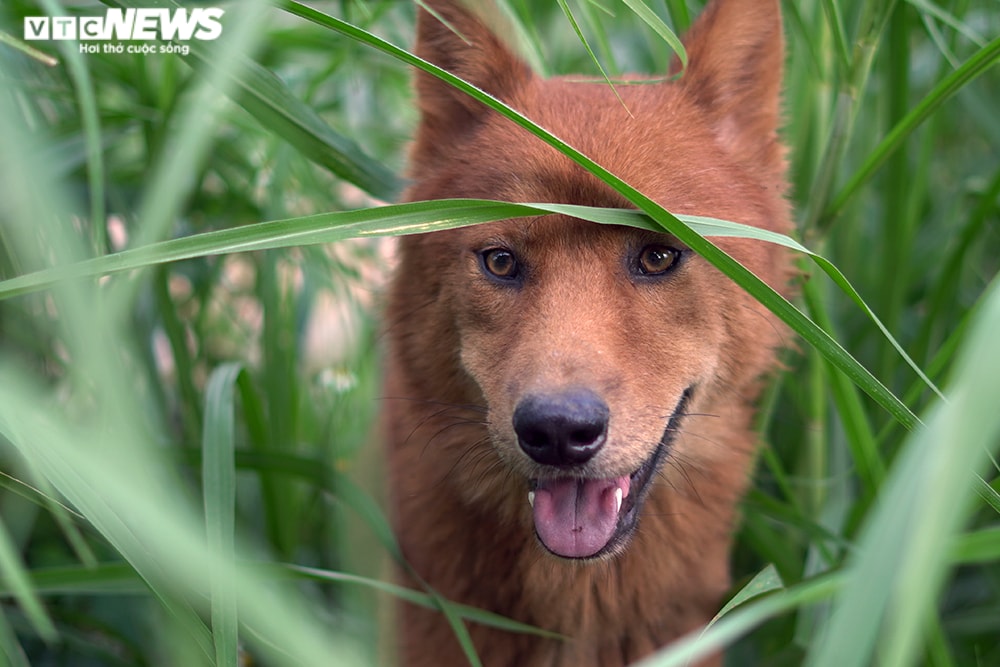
top-left (532, 477), bottom-right (629, 558)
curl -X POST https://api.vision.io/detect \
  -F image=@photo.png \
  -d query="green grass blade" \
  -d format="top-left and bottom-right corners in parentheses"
top-left (0, 202), bottom-right (757, 299)
top-left (0, 608), bottom-right (31, 667)
top-left (0, 563), bottom-right (145, 597)
top-left (633, 572), bottom-right (845, 666)
top-left (0, 471), bottom-right (83, 520)
top-left (0, 469), bottom-right (98, 569)
top-left (0, 516), bottom-right (56, 641)
top-left (0, 30), bottom-right (58, 66)
top-left (435, 600), bottom-right (483, 667)
top-left (826, 34), bottom-right (1000, 219)
top-left (576, 0), bottom-right (616, 77)
top-left (915, 168), bottom-right (1000, 364)
top-left (153, 268), bottom-right (202, 442)
top-left (820, 0), bottom-right (851, 72)
top-left (949, 527), bottom-right (1000, 565)
top-left (904, 0), bottom-right (987, 46)
top-left (202, 363), bottom-right (244, 667)
top-left (661, 0), bottom-right (690, 34)
top-left (288, 565), bottom-right (566, 640)
top-left (805, 274), bottom-right (1000, 667)
top-left (39, 0), bottom-right (106, 254)
top-left (975, 475), bottom-right (1000, 514)
top-left (620, 0), bottom-right (687, 72)
top-left (256, 259), bottom-right (292, 557)
top-left (800, 0), bottom-right (891, 235)
top-left (710, 564), bottom-right (784, 625)
top-left (802, 274), bottom-right (885, 495)
top-left (555, 0), bottom-right (627, 108)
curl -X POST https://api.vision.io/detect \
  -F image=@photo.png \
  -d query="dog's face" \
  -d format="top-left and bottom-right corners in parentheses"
top-left (396, 0), bottom-right (791, 559)
top-left (447, 218), bottom-right (715, 558)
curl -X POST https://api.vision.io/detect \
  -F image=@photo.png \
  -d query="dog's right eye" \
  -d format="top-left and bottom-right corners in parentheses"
top-left (479, 248), bottom-right (520, 281)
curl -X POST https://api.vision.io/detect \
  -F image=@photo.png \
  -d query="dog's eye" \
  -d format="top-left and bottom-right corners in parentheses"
top-left (480, 248), bottom-right (520, 280)
top-left (636, 245), bottom-right (681, 276)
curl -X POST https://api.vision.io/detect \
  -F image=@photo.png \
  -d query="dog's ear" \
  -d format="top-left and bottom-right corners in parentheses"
top-left (679, 0), bottom-right (785, 174)
top-left (411, 1), bottom-right (532, 161)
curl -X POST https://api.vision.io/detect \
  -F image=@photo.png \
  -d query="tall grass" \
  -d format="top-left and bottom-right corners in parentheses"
top-left (0, 0), bottom-right (998, 665)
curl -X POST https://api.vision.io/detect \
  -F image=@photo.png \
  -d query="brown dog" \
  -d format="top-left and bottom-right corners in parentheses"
top-left (382, 0), bottom-right (792, 664)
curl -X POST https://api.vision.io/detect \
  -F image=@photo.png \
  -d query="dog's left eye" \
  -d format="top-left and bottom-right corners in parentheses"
top-left (479, 248), bottom-right (520, 280)
top-left (636, 245), bottom-right (681, 276)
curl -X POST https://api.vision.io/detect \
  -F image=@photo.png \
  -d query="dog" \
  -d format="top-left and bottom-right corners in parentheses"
top-left (382, 0), bottom-right (792, 664)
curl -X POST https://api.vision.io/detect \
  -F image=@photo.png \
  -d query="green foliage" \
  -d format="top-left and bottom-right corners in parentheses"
top-left (0, 0), bottom-right (998, 665)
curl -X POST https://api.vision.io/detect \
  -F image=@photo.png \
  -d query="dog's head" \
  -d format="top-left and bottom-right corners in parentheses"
top-left (393, 0), bottom-right (791, 560)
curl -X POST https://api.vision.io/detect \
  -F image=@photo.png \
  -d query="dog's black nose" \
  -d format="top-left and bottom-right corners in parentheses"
top-left (513, 389), bottom-right (609, 466)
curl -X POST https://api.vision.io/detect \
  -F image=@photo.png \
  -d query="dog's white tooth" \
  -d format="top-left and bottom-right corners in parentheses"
top-left (615, 487), bottom-right (623, 514)
top-left (528, 491), bottom-right (535, 508)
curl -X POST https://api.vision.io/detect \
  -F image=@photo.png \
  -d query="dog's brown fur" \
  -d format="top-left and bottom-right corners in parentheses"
top-left (382, 1), bottom-right (792, 664)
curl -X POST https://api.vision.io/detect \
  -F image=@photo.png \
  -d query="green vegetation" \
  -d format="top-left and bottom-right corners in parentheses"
top-left (0, 1), bottom-right (997, 665)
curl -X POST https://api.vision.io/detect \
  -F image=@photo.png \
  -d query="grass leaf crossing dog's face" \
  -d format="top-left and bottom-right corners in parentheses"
top-left (384, 2), bottom-right (791, 659)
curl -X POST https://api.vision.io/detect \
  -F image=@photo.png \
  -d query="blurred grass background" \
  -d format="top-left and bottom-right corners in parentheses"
top-left (0, 0), bottom-right (998, 665)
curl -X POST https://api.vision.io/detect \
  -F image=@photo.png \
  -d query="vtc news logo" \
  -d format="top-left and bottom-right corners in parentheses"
top-left (23, 7), bottom-right (225, 56)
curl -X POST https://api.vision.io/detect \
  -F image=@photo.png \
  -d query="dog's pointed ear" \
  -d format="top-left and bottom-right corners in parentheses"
top-left (411, 1), bottom-right (532, 160)
top-left (678, 0), bottom-right (785, 173)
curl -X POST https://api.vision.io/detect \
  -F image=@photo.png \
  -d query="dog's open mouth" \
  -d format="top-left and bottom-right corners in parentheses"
top-left (527, 388), bottom-right (692, 559)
